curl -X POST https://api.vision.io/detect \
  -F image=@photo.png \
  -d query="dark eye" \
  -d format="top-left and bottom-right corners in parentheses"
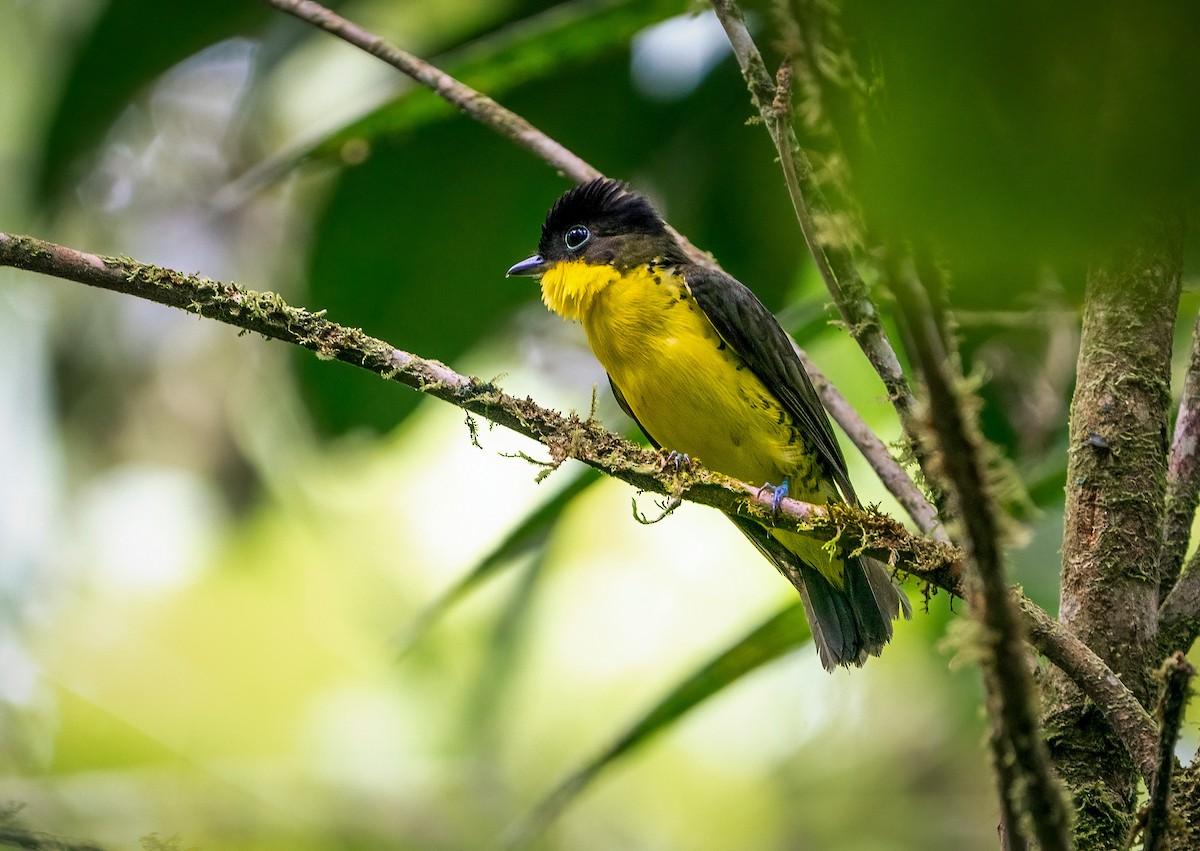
top-left (564, 225), bottom-right (590, 251)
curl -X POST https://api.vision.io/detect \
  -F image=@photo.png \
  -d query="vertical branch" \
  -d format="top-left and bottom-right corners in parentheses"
top-left (708, 0), bottom-right (922, 445)
top-left (1160, 313), bottom-right (1200, 598)
top-left (1046, 215), bottom-right (1184, 848)
top-left (992, 725), bottom-right (1032, 851)
top-left (1056, 219), bottom-right (1183, 688)
top-left (889, 265), bottom-right (1071, 851)
top-left (1140, 652), bottom-right (1196, 851)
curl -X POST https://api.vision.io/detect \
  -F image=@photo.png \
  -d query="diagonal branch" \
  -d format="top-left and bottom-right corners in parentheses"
top-left (0, 231), bottom-right (1159, 782)
top-left (890, 265), bottom-right (1071, 851)
top-left (0, 231), bottom-right (941, 576)
top-left (798, 347), bottom-right (945, 541)
top-left (260, 0), bottom-right (941, 538)
top-left (1018, 594), bottom-right (1158, 781)
top-left (708, 0), bottom-right (922, 456)
top-left (260, 0), bottom-right (599, 183)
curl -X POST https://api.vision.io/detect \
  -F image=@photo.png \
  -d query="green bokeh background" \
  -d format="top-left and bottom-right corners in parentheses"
top-left (2, 1), bottom-right (1197, 848)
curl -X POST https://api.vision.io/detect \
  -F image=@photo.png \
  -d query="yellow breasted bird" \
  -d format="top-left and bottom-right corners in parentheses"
top-left (508, 178), bottom-right (910, 670)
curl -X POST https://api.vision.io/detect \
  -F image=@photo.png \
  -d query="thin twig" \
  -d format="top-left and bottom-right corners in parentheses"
top-left (798, 347), bottom-right (945, 541)
top-left (256, 0), bottom-right (727, 266)
top-left (1140, 652), bottom-right (1196, 851)
top-left (890, 265), bottom-right (1071, 851)
top-left (991, 724), bottom-right (1031, 851)
top-left (260, 0), bottom-right (942, 538)
top-left (260, 0), bottom-right (597, 182)
top-left (708, 0), bottom-right (920, 445)
top-left (1160, 312), bottom-right (1200, 599)
top-left (0, 232), bottom-right (1161, 782)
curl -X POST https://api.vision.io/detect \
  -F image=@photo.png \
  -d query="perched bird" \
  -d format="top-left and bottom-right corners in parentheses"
top-left (508, 178), bottom-right (909, 669)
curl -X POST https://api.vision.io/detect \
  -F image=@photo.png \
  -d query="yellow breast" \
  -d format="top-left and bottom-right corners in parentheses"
top-left (545, 262), bottom-right (823, 498)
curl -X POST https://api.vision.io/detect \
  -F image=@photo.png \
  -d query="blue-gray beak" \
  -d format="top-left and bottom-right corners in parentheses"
top-left (506, 254), bottom-right (548, 277)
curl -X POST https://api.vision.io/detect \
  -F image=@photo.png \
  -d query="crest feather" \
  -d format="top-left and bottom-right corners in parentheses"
top-left (539, 178), bottom-right (668, 253)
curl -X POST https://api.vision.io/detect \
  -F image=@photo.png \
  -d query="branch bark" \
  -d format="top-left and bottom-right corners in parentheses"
top-left (1046, 215), bottom-right (1184, 849)
top-left (1158, 313), bottom-right (1200, 600)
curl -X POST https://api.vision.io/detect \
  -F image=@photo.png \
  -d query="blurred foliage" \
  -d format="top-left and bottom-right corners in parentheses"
top-left (37, 0), bottom-right (281, 199)
top-left (778, 0), bottom-right (1200, 286)
top-left (3, 0), bottom-right (1198, 848)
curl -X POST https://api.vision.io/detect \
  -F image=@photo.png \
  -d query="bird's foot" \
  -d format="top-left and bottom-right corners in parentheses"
top-left (756, 478), bottom-right (790, 515)
top-left (658, 449), bottom-right (692, 473)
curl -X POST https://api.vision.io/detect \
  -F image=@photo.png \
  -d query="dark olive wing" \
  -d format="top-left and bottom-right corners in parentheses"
top-left (682, 265), bottom-right (856, 503)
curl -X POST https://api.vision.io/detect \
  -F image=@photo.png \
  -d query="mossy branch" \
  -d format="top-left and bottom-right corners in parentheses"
top-left (891, 264), bottom-right (1072, 851)
top-left (0, 231), bottom-right (1160, 780)
top-left (0, 231), bottom-right (941, 572)
top-left (1138, 652), bottom-right (1196, 851)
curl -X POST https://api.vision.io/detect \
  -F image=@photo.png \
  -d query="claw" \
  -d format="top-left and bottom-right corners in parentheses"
top-left (756, 478), bottom-right (790, 515)
top-left (659, 449), bottom-right (692, 473)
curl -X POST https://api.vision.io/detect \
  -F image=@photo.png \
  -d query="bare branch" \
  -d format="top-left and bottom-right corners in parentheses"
top-left (1160, 312), bottom-right (1200, 598)
top-left (708, 0), bottom-right (922, 452)
top-left (256, 0), bottom-right (727, 269)
top-left (260, 0), bottom-right (598, 183)
top-left (798, 347), bottom-right (946, 541)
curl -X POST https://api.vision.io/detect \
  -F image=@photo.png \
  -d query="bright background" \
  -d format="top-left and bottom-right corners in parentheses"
top-left (3, 1), bottom-right (1198, 848)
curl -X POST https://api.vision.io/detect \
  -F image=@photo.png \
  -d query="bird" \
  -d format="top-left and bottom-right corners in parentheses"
top-left (507, 178), bottom-right (910, 670)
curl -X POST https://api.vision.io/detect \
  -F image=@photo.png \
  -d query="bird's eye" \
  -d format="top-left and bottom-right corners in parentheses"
top-left (564, 225), bottom-right (590, 251)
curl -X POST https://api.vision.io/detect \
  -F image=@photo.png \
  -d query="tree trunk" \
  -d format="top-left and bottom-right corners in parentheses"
top-left (1045, 215), bottom-right (1184, 849)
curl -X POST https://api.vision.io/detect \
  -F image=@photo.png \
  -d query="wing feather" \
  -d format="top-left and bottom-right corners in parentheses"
top-left (682, 265), bottom-right (856, 503)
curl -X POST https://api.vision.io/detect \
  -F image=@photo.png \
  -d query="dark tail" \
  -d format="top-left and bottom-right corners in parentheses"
top-left (729, 516), bottom-right (911, 670)
top-left (797, 555), bottom-right (911, 670)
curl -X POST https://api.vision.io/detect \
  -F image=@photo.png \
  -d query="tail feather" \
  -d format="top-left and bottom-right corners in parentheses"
top-left (795, 561), bottom-right (860, 670)
top-left (727, 515), bottom-right (909, 670)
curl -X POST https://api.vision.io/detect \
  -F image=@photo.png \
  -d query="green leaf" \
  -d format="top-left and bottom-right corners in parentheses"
top-left (833, 0), bottom-right (1200, 279)
top-left (396, 467), bottom-right (601, 660)
top-left (37, 0), bottom-right (278, 199)
top-left (506, 601), bottom-right (811, 847)
top-left (237, 0), bottom-right (686, 194)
